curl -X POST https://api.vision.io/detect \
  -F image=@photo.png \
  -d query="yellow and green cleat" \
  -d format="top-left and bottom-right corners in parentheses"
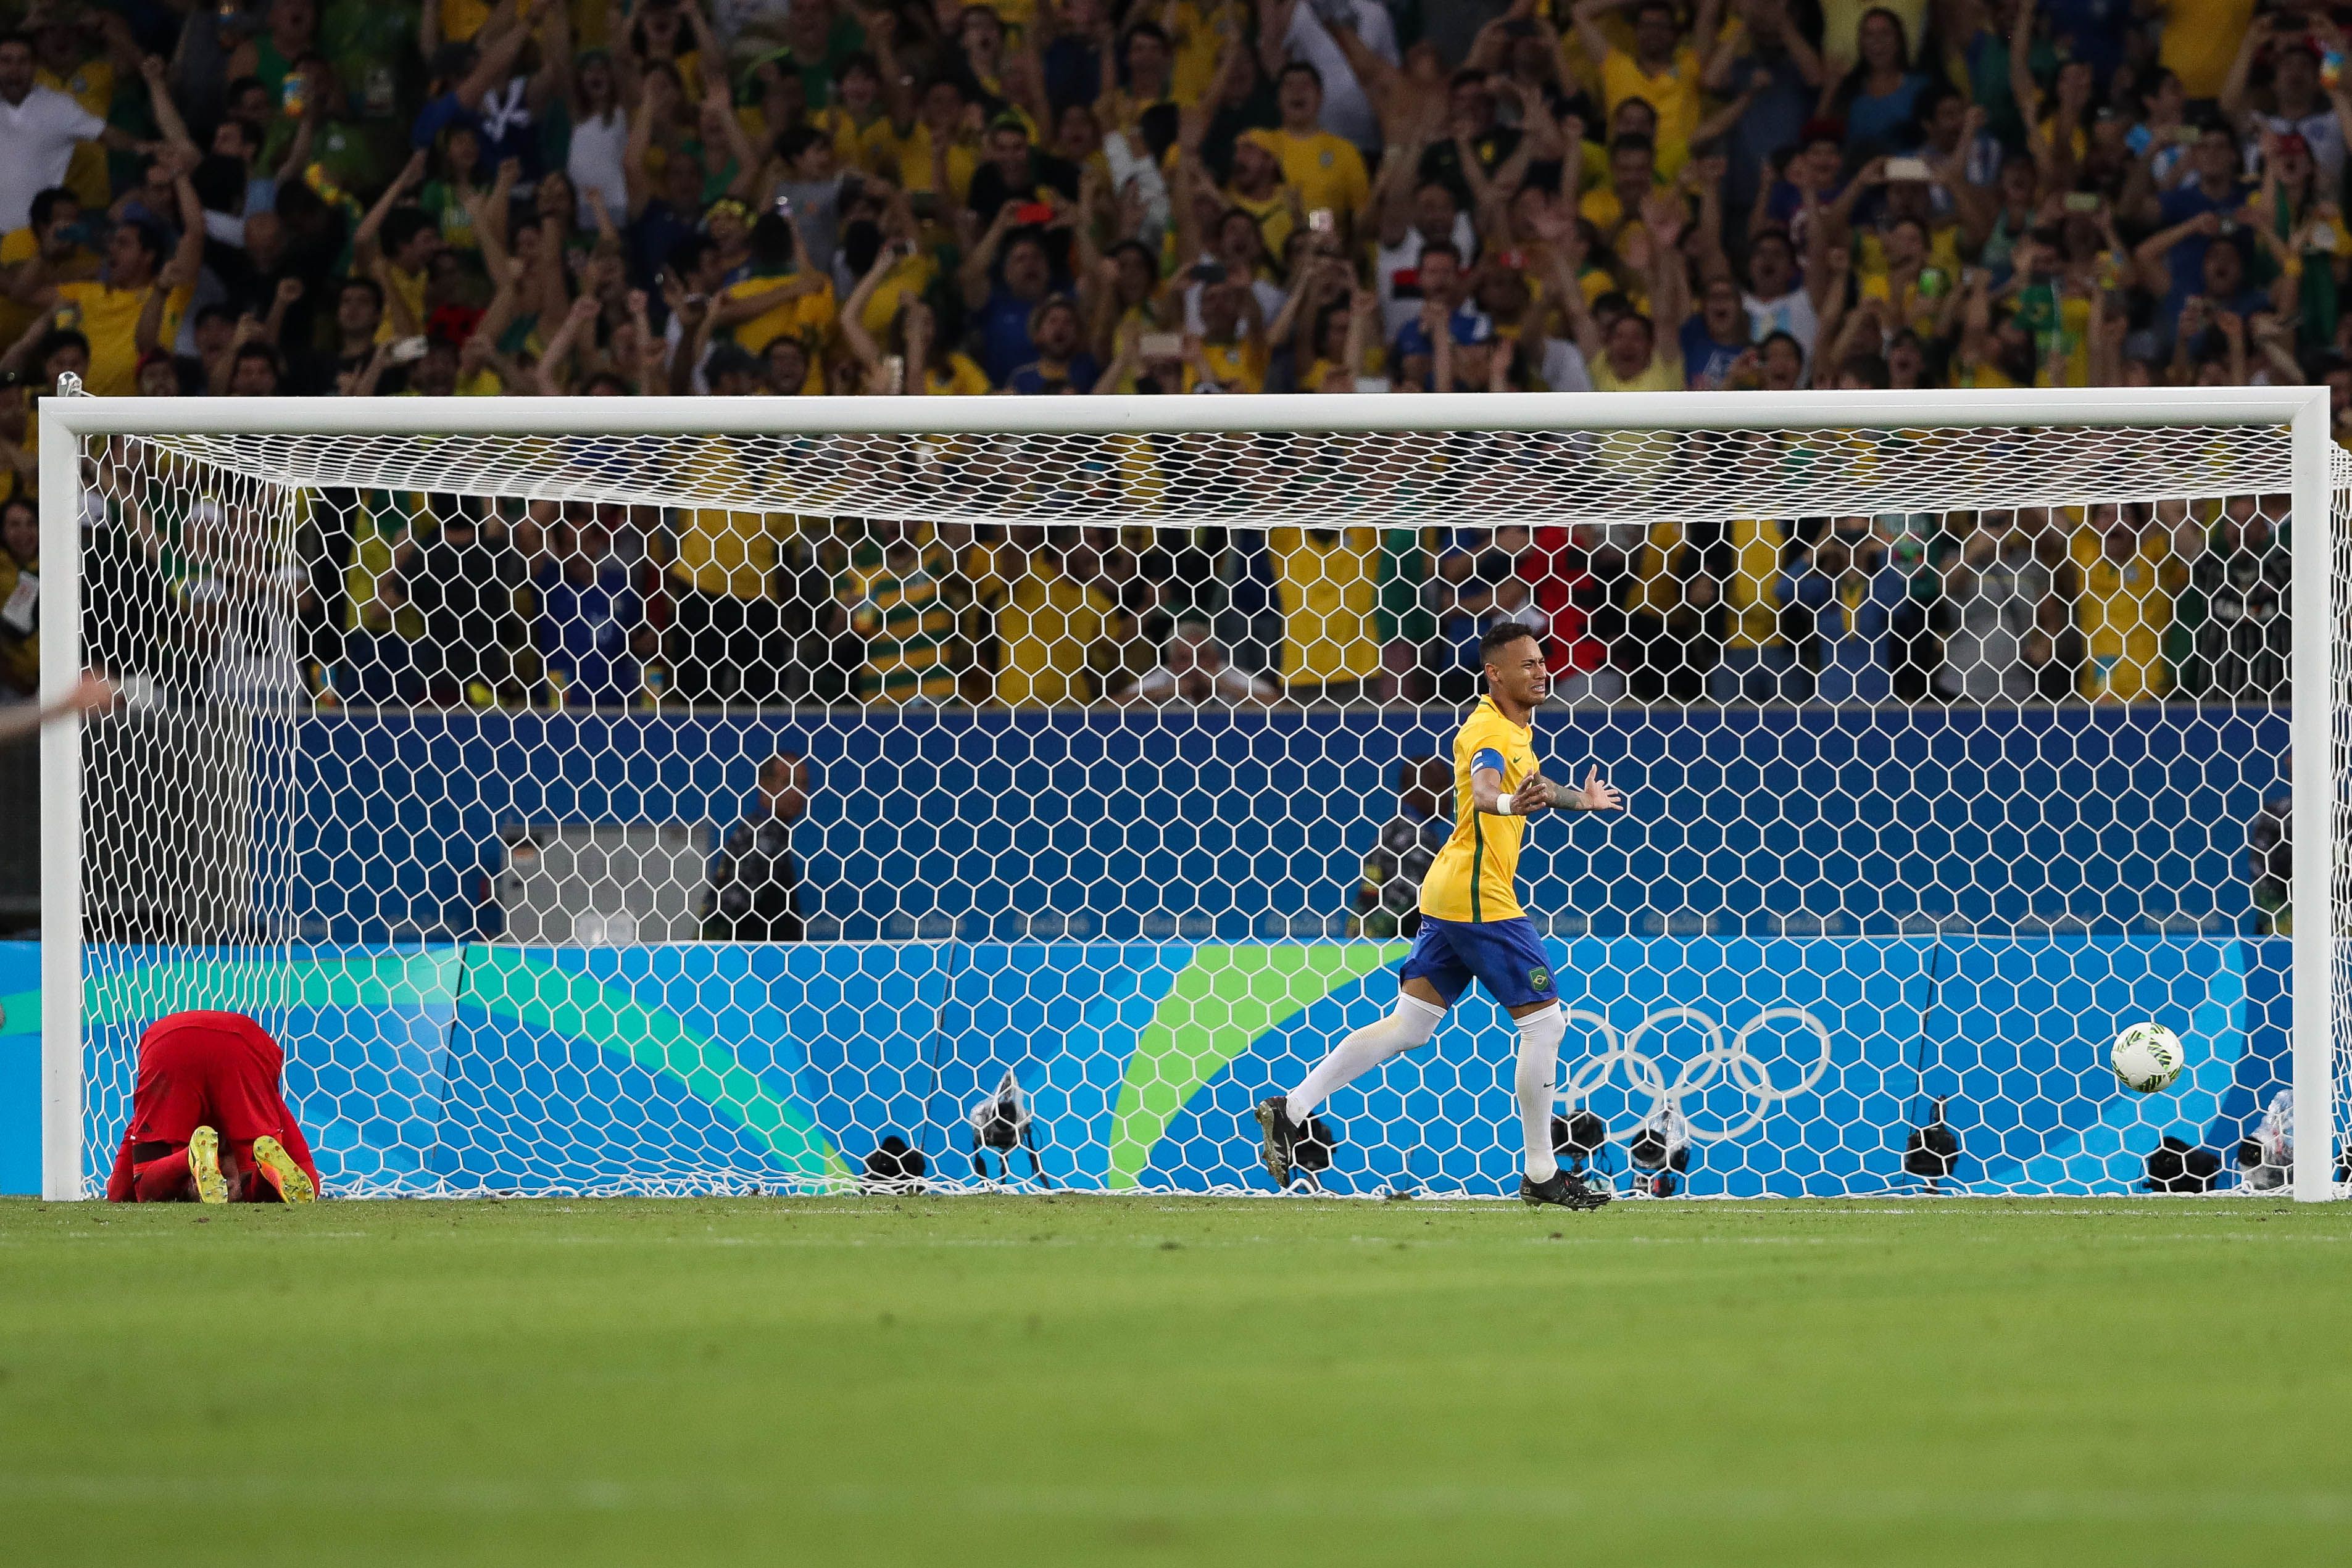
top-left (186, 1126), bottom-right (230, 1205)
top-left (249, 1135), bottom-right (317, 1204)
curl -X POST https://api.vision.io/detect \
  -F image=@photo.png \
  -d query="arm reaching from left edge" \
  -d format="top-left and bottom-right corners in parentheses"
top-left (0, 671), bottom-right (117, 745)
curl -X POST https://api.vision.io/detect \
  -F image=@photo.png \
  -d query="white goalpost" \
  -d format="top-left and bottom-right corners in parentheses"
top-left (35, 386), bottom-right (2348, 1202)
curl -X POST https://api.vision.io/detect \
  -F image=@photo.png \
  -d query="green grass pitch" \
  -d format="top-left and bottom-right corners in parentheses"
top-left (1, 1195), bottom-right (2345, 1566)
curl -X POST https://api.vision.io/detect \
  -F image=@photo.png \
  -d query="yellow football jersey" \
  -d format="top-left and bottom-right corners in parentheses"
top-left (1419, 697), bottom-right (1539, 924)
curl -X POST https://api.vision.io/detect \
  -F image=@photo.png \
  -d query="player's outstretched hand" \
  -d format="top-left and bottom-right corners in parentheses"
top-left (0, 670), bottom-right (118, 747)
top-left (1566, 766), bottom-right (1624, 813)
top-left (65, 671), bottom-right (119, 718)
top-left (1511, 771), bottom-right (1553, 815)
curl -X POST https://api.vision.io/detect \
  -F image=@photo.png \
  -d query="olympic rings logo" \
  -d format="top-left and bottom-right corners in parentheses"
top-left (1556, 1006), bottom-right (1835, 1143)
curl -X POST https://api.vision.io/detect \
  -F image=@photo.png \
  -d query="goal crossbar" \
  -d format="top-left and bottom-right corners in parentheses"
top-left (31, 385), bottom-right (2330, 439)
top-left (34, 389), bottom-right (2325, 536)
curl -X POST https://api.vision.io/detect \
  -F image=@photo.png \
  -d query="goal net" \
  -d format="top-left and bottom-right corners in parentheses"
top-left (38, 391), bottom-right (2350, 1201)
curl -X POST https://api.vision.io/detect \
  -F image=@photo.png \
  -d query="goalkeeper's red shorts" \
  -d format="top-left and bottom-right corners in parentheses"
top-left (102, 1011), bottom-right (320, 1201)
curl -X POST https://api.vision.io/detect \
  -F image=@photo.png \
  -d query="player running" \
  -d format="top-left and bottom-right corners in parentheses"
top-left (1256, 621), bottom-right (1625, 1208)
top-left (104, 1011), bottom-right (320, 1204)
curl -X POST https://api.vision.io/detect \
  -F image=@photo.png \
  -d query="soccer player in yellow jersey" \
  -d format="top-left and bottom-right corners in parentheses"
top-left (1257, 623), bottom-right (1625, 1208)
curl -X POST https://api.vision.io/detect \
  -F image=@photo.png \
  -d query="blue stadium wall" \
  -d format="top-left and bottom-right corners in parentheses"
top-left (0, 935), bottom-right (2296, 1198)
top-left (285, 705), bottom-right (2288, 943)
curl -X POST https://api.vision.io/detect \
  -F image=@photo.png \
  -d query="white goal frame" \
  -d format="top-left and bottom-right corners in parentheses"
top-left (36, 386), bottom-right (2345, 1203)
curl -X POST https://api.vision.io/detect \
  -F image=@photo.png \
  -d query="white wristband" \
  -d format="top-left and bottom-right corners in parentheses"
top-left (1490, 792), bottom-right (1519, 816)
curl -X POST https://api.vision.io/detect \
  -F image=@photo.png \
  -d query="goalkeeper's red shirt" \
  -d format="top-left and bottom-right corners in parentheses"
top-left (102, 1011), bottom-right (320, 1200)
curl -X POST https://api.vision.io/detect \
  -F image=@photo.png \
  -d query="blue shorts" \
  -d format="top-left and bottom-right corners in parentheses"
top-left (1400, 915), bottom-right (1558, 1009)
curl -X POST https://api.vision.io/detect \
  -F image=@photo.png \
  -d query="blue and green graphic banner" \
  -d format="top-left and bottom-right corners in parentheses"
top-left (0, 937), bottom-right (2293, 1197)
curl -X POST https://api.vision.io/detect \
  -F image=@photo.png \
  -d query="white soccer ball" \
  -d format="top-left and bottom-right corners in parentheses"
top-left (2111, 1021), bottom-right (2185, 1093)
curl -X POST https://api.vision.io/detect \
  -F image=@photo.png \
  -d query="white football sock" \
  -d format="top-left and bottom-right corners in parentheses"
top-left (1515, 1003), bottom-right (1567, 1183)
top-left (1286, 994), bottom-right (1446, 1124)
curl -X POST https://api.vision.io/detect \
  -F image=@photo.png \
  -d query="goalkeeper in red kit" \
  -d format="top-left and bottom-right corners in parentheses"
top-left (104, 1011), bottom-right (319, 1204)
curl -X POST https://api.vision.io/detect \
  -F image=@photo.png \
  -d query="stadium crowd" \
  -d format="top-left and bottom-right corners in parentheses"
top-left (0, 0), bottom-right (2320, 708)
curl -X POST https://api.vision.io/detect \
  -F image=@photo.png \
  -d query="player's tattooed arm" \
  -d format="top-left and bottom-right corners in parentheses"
top-left (1475, 766), bottom-right (1545, 816)
top-left (1543, 767), bottom-right (1626, 813)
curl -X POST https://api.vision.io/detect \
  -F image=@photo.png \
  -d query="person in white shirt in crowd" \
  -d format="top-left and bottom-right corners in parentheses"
top-left (1742, 223), bottom-right (1833, 371)
top-left (2221, 16), bottom-right (2344, 192)
top-left (565, 48), bottom-right (631, 226)
top-left (0, 29), bottom-right (158, 232)
top-left (1935, 508), bottom-right (2061, 703)
top-left (1374, 175), bottom-right (1482, 338)
top-left (1263, 0), bottom-right (1398, 156)
top-left (1116, 619), bottom-right (1281, 707)
top-left (1473, 254), bottom-right (1594, 392)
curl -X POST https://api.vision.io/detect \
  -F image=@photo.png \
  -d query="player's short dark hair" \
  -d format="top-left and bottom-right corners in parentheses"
top-left (340, 274), bottom-right (384, 309)
top-left (1278, 60), bottom-right (1323, 92)
top-left (1480, 620), bottom-right (1540, 665)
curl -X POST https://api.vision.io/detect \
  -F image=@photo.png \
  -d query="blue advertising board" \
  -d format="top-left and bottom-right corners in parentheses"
top-left (2, 935), bottom-right (2294, 1198)
top-left (277, 705), bottom-right (2285, 944)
